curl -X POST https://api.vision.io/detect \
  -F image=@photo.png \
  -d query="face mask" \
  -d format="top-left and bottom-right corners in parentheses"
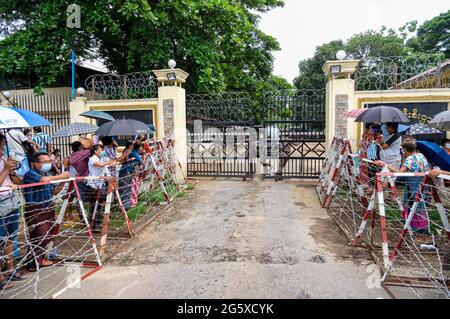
top-left (41, 163), bottom-right (52, 173)
top-left (446, 144), bottom-right (450, 149)
top-left (99, 151), bottom-right (106, 158)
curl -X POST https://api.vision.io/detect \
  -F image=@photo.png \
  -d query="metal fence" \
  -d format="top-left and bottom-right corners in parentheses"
top-left (355, 56), bottom-right (450, 91)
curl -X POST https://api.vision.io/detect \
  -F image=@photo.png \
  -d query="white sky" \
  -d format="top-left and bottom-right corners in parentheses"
top-left (259, 0), bottom-right (450, 83)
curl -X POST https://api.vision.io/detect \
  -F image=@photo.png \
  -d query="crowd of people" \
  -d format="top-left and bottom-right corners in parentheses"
top-left (0, 128), bottom-right (152, 290)
top-left (359, 122), bottom-right (450, 236)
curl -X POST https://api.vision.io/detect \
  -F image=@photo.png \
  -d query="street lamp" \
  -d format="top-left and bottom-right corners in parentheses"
top-left (71, 35), bottom-right (80, 99)
top-left (336, 50), bottom-right (347, 60)
top-left (168, 59), bottom-right (176, 69)
top-left (77, 87), bottom-right (86, 96)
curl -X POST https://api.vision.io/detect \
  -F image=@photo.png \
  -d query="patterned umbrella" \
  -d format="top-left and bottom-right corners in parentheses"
top-left (405, 123), bottom-right (442, 136)
top-left (53, 122), bottom-right (98, 138)
top-left (355, 105), bottom-right (410, 123)
top-left (346, 109), bottom-right (365, 118)
top-left (430, 110), bottom-right (450, 130)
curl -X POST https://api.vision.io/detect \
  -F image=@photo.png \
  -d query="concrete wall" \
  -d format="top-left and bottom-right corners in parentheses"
top-left (324, 60), bottom-right (450, 149)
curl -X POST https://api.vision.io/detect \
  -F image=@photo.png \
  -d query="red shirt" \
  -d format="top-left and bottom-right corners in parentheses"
top-left (70, 149), bottom-right (91, 177)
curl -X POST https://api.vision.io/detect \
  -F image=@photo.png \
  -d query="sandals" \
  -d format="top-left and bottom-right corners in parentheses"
top-left (5, 272), bottom-right (28, 282)
top-left (27, 260), bottom-right (54, 272)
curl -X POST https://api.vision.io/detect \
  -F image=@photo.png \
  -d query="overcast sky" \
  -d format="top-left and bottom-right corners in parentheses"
top-left (259, 0), bottom-right (449, 83)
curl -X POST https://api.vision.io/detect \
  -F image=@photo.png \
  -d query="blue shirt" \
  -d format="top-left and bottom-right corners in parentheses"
top-left (119, 150), bottom-right (142, 176)
top-left (22, 169), bottom-right (56, 205)
top-left (32, 133), bottom-right (52, 153)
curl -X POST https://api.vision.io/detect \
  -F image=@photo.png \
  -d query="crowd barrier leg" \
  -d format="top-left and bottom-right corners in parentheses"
top-left (376, 174), bottom-right (390, 270)
top-left (428, 177), bottom-right (450, 241)
top-left (114, 187), bottom-right (136, 237)
top-left (353, 192), bottom-right (376, 246)
top-left (99, 181), bottom-right (115, 257)
top-left (73, 180), bottom-right (102, 266)
top-left (91, 189), bottom-right (101, 229)
top-left (148, 146), bottom-right (171, 203)
top-left (45, 192), bottom-right (70, 259)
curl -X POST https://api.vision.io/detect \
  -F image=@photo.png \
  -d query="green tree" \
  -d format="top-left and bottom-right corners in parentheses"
top-left (407, 10), bottom-right (450, 58)
top-left (0, 0), bottom-right (284, 94)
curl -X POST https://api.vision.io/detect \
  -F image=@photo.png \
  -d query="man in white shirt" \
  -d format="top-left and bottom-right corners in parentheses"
top-left (86, 145), bottom-right (115, 231)
top-left (380, 122), bottom-right (402, 169)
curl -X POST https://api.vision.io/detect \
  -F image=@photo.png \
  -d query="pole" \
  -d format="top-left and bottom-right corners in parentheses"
top-left (71, 49), bottom-right (75, 99)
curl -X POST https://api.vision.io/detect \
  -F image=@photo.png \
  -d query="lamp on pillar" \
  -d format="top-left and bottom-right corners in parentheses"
top-left (1, 91), bottom-right (17, 107)
top-left (153, 60), bottom-right (189, 87)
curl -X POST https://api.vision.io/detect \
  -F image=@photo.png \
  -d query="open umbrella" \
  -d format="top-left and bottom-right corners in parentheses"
top-left (0, 106), bottom-right (52, 129)
top-left (404, 123), bottom-right (442, 136)
top-left (53, 122), bottom-right (98, 138)
top-left (416, 141), bottom-right (450, 171)
top-left (95, 119), bottom-right (151, 136)
top-left (429, 110), bottom-right (450, 130)
top-left (355, 105), bottom-right (410, 123)
top-left (80, 110), bottom-right (115, 122)
top-left (346, 109), bottom-right (365, 118)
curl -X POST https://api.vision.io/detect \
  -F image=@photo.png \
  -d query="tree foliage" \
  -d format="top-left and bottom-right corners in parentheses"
top-left (0, 0), bottom-right (284, 93)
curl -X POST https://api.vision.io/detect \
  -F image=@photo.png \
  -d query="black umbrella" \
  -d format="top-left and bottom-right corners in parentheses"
top-left (95, 119), bottom-right (152, 136)
top-left (430, 110), bottom-right (450, 131)
top-left (355, 105), bottom-right (410, 123)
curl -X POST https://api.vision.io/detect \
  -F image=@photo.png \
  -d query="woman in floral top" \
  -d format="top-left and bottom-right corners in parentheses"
top-left (386, 137), bottom-right (431, 234)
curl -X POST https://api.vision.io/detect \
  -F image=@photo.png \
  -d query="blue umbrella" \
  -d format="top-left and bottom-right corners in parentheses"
top-left (0, 106), bottom-right (52, 129)
top-left (416, 141), bottom-right (450, 171)
top-left (80, 110), bottom-right (115, 122)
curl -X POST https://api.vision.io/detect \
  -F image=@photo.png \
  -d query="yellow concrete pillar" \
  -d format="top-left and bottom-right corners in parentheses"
top-left (69, 97), bottom-right (90, 124)
top-left (323, 60), bottom-right (360, 149)
top-left (154, 68), bottom-right (189, 177)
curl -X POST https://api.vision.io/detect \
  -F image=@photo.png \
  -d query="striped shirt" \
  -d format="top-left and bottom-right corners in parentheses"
top-left (32, 133), bottom-right (52, 152)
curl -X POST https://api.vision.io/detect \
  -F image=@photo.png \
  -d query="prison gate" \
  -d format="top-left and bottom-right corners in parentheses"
top-left (186, 90), bottom-right (326, 180)
top-left (318, 137), bottom-right (450, 299)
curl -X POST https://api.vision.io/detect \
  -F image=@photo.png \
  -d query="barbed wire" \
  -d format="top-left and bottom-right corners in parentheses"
top-left (84, 71), bottom-right (158, 100)
top-left (355, 55), bottom-right (449, 91)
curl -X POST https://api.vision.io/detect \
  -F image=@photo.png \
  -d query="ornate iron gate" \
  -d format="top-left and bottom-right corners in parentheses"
top-left (186, 90), bottom-right (326, 179)
top-left (261, 90), bottom-right (326, 179)
top-left (186, 93), bottom-right (256, 178)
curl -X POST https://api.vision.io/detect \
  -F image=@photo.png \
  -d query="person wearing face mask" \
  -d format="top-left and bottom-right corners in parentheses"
top-left (86, 145), bottom-right (116, 230)
top-left (22, 153), bottom-right (70, 271)
top-left (0, 134), bottom-right (27, 289)
top-left (441, 139), bottom-right (450, 155)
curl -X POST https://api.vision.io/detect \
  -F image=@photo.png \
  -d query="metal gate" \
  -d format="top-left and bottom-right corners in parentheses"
top-left (261, 90), bottom-right (326, 179)
top-left (186, 93), bottom-right (256, 178)
top-left (186, 90), bottom-right (326, 179)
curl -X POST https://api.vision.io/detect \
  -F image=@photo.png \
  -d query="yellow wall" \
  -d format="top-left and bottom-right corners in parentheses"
top-left (352, 90), bottom-right (450, 143)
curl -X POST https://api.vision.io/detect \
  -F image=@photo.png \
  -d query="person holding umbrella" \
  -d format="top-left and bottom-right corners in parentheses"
top-left (0, 133), bottom-right (27, 289)
top-left (380, 122), bottom-right (403, 170)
